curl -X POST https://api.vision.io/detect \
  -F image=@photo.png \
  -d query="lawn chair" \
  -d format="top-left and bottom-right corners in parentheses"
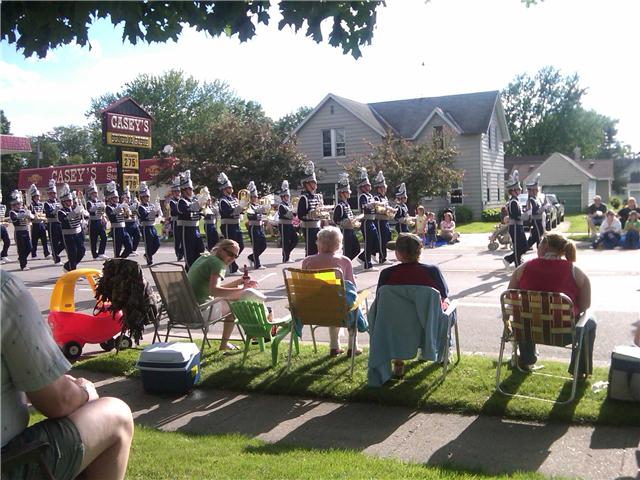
top-left (496, 289), bottom-right (590, 404)
top-left (1, 440), bottom-right (54, 480)
top-left (283, 268), bottom-right (369, 377)
top-left (228, 300), bottom-right (299, 367)
top-left (150, 262), bottom-right (241, 354)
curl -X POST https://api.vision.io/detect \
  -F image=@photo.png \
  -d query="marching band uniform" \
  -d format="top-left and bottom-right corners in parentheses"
top-left (246, 181), bottom-right (267, 269)
top-left (137, 182), bottom-right (161, 266)
top-left (105, 181), bottom-right (133, 258)
top-left (44, 179), bottom-right (64, 264)
top-left (199, 187), bottom-right (219, 251)
top-left (9, 190), bottom-right (33, 270)
top-left (333, 173), bottom-right (361, 260)
top-left (525, 174), bottom-right (544, 250)
top-left (27, 184), bottom-right (49, 259)
top-left (169, 177), bottom-right (184, 261)
top-left (218, 172), bottom-right (244, 274)
top-left (278, 180), bottom-right (298, 263)
top-left (122, 186), bottom-right (141, 256)
top-left (86, 179), bottom-right (108, 260)
top-left (373, 171), bottom-right (392, 264)
top-left (177, 170), bottom-right (204, 270)
top-left (57, 184), bottom-right (86, 271)
top-left (394, 183), bottom-right (410, 234)
top-left (503, 170), bottom-right (527, 268)
top-left (356, 168), bottom-right (378, 270)
top-left (297, 161), bottom-right (322, 257)
top-left (0, 192), bottom-right (11, 263)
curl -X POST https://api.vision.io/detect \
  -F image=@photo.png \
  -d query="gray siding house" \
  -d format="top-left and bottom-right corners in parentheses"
top-left (292, 91), bottom-right (510, 219)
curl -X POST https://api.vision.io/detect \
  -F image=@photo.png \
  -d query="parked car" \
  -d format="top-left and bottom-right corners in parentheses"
top-left (518, 193), bottom-right (558, 231)
top-left (544, 193), bottom-right (565, 223)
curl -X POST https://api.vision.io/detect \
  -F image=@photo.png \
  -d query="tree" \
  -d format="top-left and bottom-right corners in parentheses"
top-left (0, 110), bottom-right (10, 134)
top-left (1, 1), bottom-right (381, 60)
top-left (345, 129), bottom-right (463, 207)
top-left (165, 111), bottom-right (307, 194)
top-left (50, 125), bottom-right (95, 163)
top-left (274, 106), bottom-right (313, 141)
top-left (0, 111), bottom-right (25, 203)
top-left (87, 70), bottom-right (239, 162)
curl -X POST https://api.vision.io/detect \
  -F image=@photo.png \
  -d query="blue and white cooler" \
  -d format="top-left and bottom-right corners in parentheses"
top-left (136, 342), bottom-right (201, 393)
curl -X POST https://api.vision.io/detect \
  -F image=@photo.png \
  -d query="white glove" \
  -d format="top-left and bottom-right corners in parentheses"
top-left (188, 201), bottom-right (201, 212)
top-left (233, 205), bottom-right (244, 215)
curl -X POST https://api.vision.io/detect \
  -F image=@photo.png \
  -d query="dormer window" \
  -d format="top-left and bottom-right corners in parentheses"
top-left (433, 125), bottom-right (444, 150)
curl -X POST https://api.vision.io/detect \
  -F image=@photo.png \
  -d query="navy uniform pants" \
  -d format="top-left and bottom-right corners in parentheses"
top-left (205, 223), bottom-right (220, 250)
top-left (14, 230), bottom-right (32, 269)
top-left (504, 224), bottom-right (527, 267)
top-left (302, 227), bottom-right (319, 257)
top-left (142, 226), bottom-right (160, 265)
top-left (30, 222), bottom-right (49, 258)
top-left (182, 226), bottom-right (205, 271)
top-left (395, 222), bottom-right (409, 234)
top-left (248, 225), bottom-right (267, 268)
top-left (112, 227), bottom-right (133, 259)
top-left (342, 228), bottom-right (361, 260)
top-left (125, 222), bottom-right (140, 251)
top-left (357, 220), bottom-right (378, 269)
top-left (221, 223), bottom-right (245, 273)
top-left (1, 225), bottom-right (10, 258)
top-left (89, 219), bottom-right (107, 258)
top-left (62, 233), bottom-right (85, 271)
top-left (172, 221), bottom-right (183, 261)
top-left (376, 219), bottom-right (391, 262)
top-left (47, 222), bottom-right (65, 263)
top-left (527, 219), bottom-right (544, 250)
top-left (280, 224), bottom-right (298, 262)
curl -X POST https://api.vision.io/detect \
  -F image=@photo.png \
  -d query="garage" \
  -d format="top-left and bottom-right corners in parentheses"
top-left (542, 184), bottom-right (582, 213)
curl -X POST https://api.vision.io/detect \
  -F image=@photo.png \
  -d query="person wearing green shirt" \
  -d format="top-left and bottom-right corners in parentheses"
top-left (187, 239), bottom-right (257, 351)
top-left (623, 210), bottom-right (640, 249)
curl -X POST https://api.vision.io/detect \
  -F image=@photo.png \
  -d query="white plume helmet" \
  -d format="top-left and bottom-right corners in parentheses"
top-left (395, 182), bottom-right (407, 198)
top-left (526, 172), bottom-right (541, 189)
top-left (280, 180), bottom-right (290, 197)
top-left (105, 180), bottom-right (119, 199)
top-left (373, 170), bottom-right (387, 188)
top-left (139, 181), bottom-right (150, 197)
top-left (28, 183), bottom-right (40, 198)
top-left (59, 183), bottom-right (72, 202)
top-left (356, 167), bottom-right (371, 188)
top-left (179, 170), bottom-right (193, 189)
top-left (9, 189), bottom-right (23, 205)
top-left (47, 178), bottom-right (57, 193)
top-left (217, 172), bottom-right (232, 190)
top-left (171, 175), bottom-right (181, 191)
top-left (506, 169), bottom-right (521, 191)
top-left (122, 185), bottom-right (131, 198)
top-left (87, 179), bottom-right (98, 195)
top-left (199, 186), bottom-right (210, 197)
top-left (247, 181), bottom-right (258, 197)
top-left (336, 172), bottom-right (351, 193)
top-left (301, 160), bottom-right (317, 185)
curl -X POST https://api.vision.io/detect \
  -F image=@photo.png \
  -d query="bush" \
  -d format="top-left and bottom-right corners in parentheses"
top-left (454, 205), bottom-right (473, 224)
top-left (609, 196), bottom-right (622, 210)
top-left (481, 208), bottom-right (502, 222)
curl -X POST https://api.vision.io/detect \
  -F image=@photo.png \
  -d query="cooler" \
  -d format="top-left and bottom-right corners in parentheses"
top-left (136, 342), bottom-right (201, 393)
top-left (608, 345), bottom-right (640, 402)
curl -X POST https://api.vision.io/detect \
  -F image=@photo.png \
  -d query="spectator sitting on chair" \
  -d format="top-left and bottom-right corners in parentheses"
top-left (187, 239), bottom-right (258, 352)
top-left (623, 210), bottom-right (640, 249)
top-left (618, 197), bottom-right (640, 230)
top-left (301, 226), bottom-right (364, 357)
top-left (593, 210), bottom-right (622, 249)
top-left (1, 270), bottom-right (134, 480)
top-left (377, 233), bottom-right (451, 377)
top-left (587, 195), bottom-right (607, 236)
top-left (439, 211), bottom-right (460, 244)
top-left (508, 234), bottom-right (596, 376)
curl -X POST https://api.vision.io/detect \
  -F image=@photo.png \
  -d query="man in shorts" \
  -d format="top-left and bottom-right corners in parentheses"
top-left (1, 270), bottom-right (134, 480)
top-left (587, 195), bottom-right (607, 237)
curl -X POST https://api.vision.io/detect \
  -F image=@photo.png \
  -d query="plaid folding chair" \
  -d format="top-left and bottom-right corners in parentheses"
top-left (496, 289), bottom-right (590, 404)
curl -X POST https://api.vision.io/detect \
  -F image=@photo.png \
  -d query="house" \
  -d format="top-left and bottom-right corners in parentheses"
top-left (505, 152), bottom-right (614, 213)
top-left (292, 91), bottom-right (510, 219)
top-left (615, 157), bottom-right (640, 200)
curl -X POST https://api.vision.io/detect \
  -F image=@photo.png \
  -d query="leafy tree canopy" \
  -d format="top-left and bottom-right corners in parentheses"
top-left (1, 1), bottom-right (381, 60)
top-left (0, 110), bottom-right (10, 135)
top-left (274, 106), bottom-right (313, 141)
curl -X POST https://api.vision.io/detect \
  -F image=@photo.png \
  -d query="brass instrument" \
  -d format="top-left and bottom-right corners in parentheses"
top-left (349, 214), bottom-right (364, 229)
top-left (121, 203), bottom-right (132, 219)
top-left (237, 189), bottom-right (250, 211)
top-left (197, 187), bottom-right (213, 216)
top-left (155, 196), bottom-right (164, 222)
top-left (290, 196), bottom-right (299, 210)
top-left (258, 194), bottom-right (274, 216)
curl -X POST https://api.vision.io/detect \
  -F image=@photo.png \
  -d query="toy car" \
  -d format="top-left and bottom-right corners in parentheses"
top-left (48, 268), bottom-right (128, 360)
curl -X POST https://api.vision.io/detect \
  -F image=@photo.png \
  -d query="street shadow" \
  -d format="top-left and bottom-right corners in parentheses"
top-left (453, 271), bottom-right (510, 298)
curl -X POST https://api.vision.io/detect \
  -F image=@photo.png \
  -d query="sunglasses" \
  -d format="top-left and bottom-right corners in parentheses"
top-left (223, 249), bottom-right (239, 259)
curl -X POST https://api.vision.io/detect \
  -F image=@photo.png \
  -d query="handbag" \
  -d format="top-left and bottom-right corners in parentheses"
top-left (607, 345), bottom-right (640, 402)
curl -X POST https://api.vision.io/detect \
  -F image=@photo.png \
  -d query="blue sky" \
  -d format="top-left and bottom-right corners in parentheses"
top-left (1, 0), bottom-right (638, 151)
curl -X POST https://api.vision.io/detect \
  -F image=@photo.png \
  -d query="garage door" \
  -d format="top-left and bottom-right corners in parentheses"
top-left (542, 185), bottom-right (582, 213)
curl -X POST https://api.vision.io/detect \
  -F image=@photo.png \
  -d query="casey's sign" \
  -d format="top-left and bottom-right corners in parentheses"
top-left (105, 113), bottom-right (151, 136)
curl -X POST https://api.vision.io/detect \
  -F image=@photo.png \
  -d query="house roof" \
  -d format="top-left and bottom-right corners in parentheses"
top-left (578, 159), bottom-right (614, 180)
top-left (504, 155), bottom-right (546, 177)
top-left (506, 153), bottom-right (613, 181)
top-left (0, 134), bottom-right (32, 155)
top-left (291, 90), bottom-right (508, 141)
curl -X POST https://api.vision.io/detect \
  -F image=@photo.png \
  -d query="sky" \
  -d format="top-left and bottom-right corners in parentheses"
top-left (1, 0), bottom-right (639, 151)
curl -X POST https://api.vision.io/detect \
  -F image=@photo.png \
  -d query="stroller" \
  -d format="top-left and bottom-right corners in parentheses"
top-left (488, 222), bottom-right (512, 251)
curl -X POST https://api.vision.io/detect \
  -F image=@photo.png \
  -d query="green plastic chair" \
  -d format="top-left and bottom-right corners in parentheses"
top-left (229, 300), bottom-right (299, 367)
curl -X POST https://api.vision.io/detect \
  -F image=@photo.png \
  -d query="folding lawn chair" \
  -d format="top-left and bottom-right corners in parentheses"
top-left (496, 289), bottom-right (590, 404)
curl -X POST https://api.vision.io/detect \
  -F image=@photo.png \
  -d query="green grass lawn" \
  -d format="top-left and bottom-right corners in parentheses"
top-left (565, 214), bottom-right (588, 234)
top-left (76, 342), bottom-right (634, 427)
top-left (456, 222), bottom-right (497, 234)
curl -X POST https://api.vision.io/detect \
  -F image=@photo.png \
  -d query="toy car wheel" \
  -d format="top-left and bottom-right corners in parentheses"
top-left (63, 341), bottom-right (82, 360)
top-left (116, 335), bottom-right (132, 350)
top-left (488, 241), bottom-right (499, 251)
top-left (100, 339), bottom-right (116, 351)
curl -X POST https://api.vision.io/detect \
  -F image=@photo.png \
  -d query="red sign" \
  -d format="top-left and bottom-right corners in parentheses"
top-left (17, 158), bottom-right (173, 190)
top-left (105, 113), bottom-right (152, 136)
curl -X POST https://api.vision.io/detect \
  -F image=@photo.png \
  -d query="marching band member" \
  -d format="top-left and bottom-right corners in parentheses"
top-left (86, 179), bottom-right (109, 260)
top-left (201, 187), bottom-right (220, 250)
top-left (278, 180), bottom-right (298, 263)
top-left (27, 184), bottom-right (49, 259)
top-left (217, 172), bottom-right (244, 274)
top-left (105, 181), bottom-right (133, 258)
top-left (57, 184), bottom-right (87, 271)
top-left (525, 174), bottom-right (544, 250)
top-left (246, 181), bottom-right (268, 270)
top-left (333, 172), bottom-right (361, 260)
top-left (296, 161), bottom-right (323, 256)
top-left (373, 171), bottom-right (392, 264)
top-left (177, 170), bottom-right (204, 270)
top-left (137, 182), bottom-right (161, 266)
top-left (9, 190), bottom-right (33, 270)
top-left (356, 168), bottom-right (378, 270)
top-left (394, 183), bottom-right (410, 234)
top-left (503, 170), bottom-right (527, 268)
top-left (44, 179), bottom-right (64, 264)
top-left (121, 186), bottom-right (141, 256)
top-left (169, 177), bottom-right (184, 261)
top-left (0, 191), bottom-right (12, 264)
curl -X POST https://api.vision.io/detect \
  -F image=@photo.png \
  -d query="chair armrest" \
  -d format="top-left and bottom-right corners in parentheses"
top-left (576, 310), bottom-right (591, 329)
top-left (268, 314), bottom-right (292, 325)
top-left (349, 289), bottom-right (370, 312)
top-left (443, 299), bottom-right (457, 317)
top-left (199, 296), bottom-right (226, 311)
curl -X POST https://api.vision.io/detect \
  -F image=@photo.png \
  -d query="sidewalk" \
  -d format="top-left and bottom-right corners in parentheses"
top-left (77, 368), bottom-right (640, 479)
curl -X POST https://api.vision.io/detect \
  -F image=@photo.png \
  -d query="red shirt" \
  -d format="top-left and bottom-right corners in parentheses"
top-left (518, 257), bottom-right (580, 316)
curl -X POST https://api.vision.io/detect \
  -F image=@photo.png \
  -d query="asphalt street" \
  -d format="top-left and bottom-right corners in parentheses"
top-left (3, 233), bottom-right (638, 363)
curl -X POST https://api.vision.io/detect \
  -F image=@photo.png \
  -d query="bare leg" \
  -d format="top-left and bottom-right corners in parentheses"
top-left (218, 302), bottom-right (236, 349)
top-left (69, 397), bottom-right (134, 480)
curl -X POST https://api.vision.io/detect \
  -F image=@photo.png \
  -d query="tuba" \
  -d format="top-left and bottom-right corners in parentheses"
top-left (237, 189), bottom-right (250, 211)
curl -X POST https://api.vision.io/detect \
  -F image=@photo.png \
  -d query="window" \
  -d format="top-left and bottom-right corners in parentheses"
top-left (433, 125), bottom-right (444, 150)
top-left (450, 183), bottom-right (463, 205)
top-left (322, 128), bottom-right (346, 157)
top-left (486, 173), bottom-right (491, 202)
top-left (496, 173), bottom-right (502, 201)
top-left (487, 125), bottom-right (492, 151)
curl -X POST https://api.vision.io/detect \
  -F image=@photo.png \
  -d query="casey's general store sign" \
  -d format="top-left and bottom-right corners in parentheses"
top-left (101, 97), bottom-right (154, 149)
